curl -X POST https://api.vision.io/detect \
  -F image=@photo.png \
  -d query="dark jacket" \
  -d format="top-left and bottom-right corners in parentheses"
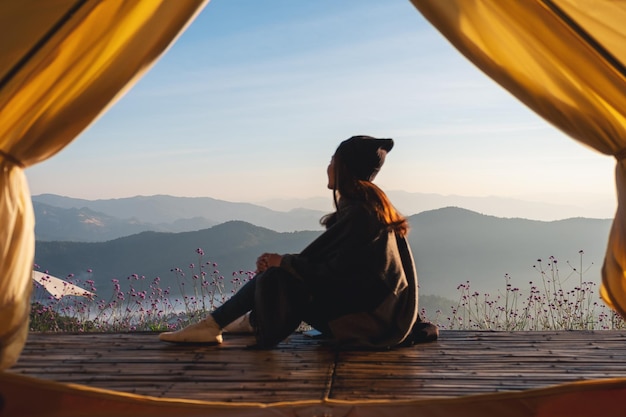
top-left (279, 200), bottom-right (419, 348)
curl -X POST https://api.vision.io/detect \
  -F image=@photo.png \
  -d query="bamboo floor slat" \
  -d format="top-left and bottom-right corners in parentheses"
top-left (7, 330), bottom-right (626, 403)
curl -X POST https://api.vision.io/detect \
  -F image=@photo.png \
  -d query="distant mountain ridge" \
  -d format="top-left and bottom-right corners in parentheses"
top-left (409, 207), bottom-right (610, 298)
top-left (35, 221), bottom-right (321, 299)
top-left (32, 193), bottom-right (613, 243)
top-left (32, 194), bottom-right (326, 241)
top-left (35, 207), bottom-right (612, 301)
top-left (259, 190), bottom-right (615, 221)
top-left (33, 202), bottom-right (218, 242)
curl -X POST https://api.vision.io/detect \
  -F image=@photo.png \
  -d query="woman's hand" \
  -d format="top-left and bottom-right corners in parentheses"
top-left (256, 253), bottom-right (283, 273)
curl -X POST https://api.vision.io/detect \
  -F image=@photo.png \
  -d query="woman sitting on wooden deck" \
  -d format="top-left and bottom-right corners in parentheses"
top-left (159, 135), bottom-right (438, 348)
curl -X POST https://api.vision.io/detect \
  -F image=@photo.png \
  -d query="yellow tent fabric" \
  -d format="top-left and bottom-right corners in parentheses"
top-left (0, 0), bottom-right (208, 370)
top-left (411, 0), bottom-right (626, 317)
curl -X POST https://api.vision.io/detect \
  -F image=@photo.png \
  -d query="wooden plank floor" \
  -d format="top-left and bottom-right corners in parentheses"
top-left (8, 330), bottom-right (626, 403)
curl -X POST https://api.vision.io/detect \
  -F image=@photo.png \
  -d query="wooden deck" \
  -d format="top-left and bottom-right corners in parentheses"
top-left (8, 330), bottom-right (626, 403)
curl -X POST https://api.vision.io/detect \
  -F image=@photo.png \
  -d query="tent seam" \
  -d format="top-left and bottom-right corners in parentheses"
top-left (539, 0), bottom-right (626, 82)
top-left (0, 0), bottom-right (89, 92)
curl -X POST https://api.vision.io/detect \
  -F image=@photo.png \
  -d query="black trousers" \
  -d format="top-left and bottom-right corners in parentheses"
top-left (211, 267), bottom-right (332, 346)
top-left (211, 276), bottom-right (257, 328)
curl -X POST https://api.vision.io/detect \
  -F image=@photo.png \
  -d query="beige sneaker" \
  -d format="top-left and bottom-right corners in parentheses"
top-left (159, 315), bottom-right (223, 344)
top-left (223, 313), bottom-right (254, 334)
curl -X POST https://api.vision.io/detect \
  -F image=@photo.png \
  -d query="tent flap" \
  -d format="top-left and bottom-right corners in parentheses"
top-left (411, 0), bottom-right (626, 318)
top-left (0, 0), bottom-right (208, 370)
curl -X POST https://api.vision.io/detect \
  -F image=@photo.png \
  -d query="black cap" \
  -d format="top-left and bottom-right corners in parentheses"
top-left (335, 135), bottom-right (394, 181)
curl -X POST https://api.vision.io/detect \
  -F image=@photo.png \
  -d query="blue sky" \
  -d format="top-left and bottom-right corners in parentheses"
top-left (27, 0), bottom-right (616, 216)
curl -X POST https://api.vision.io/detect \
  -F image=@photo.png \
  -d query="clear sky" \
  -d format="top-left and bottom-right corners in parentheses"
top-left (26, 0), bottom-right (617, 216)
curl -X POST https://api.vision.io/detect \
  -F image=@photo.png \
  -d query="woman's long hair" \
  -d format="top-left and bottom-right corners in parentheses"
top-left (321, 151), bottom-right (409, 236)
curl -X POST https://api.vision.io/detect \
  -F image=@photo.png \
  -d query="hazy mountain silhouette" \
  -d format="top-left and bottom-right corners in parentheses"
top-left (35, 221), bottom-right (320, 299)
top-left (32, 194), bottom-right (326, 240)
top-left (410, 207), bottom-right (610, 298)
top-left (33, 202), bottom-right (217, 242)
top-left (258, 190), bottom-right (615, 221)
top-left (35, 207), bottom-right (611, 302)
top-left (33, 193), bottom-right (613, 243)
top-left (387, 190), bottom-right (614, 222)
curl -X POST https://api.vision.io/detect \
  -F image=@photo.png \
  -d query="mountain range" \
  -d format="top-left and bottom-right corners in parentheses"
top-left (32, 192), bottom-right (614, 242)
top-left (257, 190), bottom-right (615, 221)
top-left (32, 194), bottom-right (326, 240)
top-left (33, 194), bottom-right (613, 303)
